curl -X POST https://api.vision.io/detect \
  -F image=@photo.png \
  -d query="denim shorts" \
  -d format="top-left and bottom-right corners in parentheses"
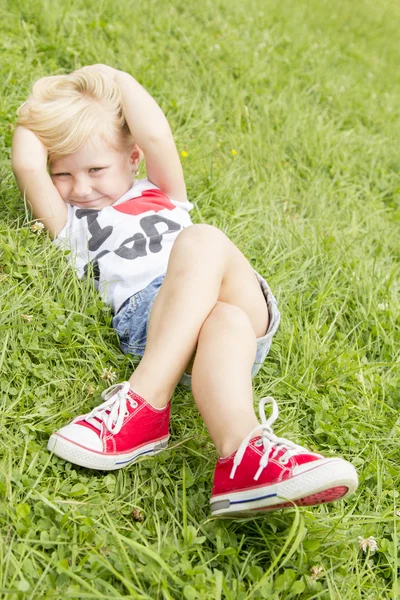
top-left (112, 271), bottom-right (280, 387)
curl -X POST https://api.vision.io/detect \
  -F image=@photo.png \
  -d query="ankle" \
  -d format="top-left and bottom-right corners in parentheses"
top-left (143, 395), bottom-right (170, 410)
top-left (128, 372), bottom-right (175, 409)
top-left (213, 413), bottom-right (259, 458)
top-left (217, 440), bottom-right (241, 459)
top-left (128, 382), bottom-right (171, 409)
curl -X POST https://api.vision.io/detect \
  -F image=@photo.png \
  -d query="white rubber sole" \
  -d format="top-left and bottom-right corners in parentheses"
top-left (47, 433), bottom-right (169, 470)
top-left (210, 458), bottom-right (358, 517)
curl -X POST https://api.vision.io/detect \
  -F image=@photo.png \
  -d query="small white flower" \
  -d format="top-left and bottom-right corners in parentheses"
top-left (358, 536), bottom-right (378, 553)
top-left (101, 368), bottom-right (117, 384)
top-left (395, 510), bottom-right (400, 517)
top-left (310, 565), bottom-right (324, 580)
top-left (378, 302), bottom-right (389, 311)
top-left (30, 221), bottom-right (45, 233)
top-left (20, 314), bottom-right (33, 322)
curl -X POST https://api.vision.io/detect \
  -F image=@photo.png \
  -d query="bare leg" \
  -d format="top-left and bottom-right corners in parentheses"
top-left (191, 301), bottom-right (260, 456)
top-left (128, 225), bottom-right (269, 442)
top-left (129, 225), bottom-right (229, 404)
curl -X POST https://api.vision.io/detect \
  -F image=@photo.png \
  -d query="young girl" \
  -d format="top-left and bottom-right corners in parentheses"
top-left (12, 64), bottom-right (358, 517)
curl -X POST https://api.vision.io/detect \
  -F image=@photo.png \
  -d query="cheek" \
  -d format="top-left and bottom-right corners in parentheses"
top-left (106, 169), bottom-right (134, 195)
top-left (52, 179), bottom-right (68, 199)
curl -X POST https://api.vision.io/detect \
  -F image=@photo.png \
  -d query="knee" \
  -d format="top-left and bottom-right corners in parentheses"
top-left (173, 224), bottom-right (228, 254)
top-left (199, 301), bottom-right (255, 338)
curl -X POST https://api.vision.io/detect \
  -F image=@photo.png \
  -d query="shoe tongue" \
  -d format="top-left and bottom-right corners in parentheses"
top-left (271, 446), bottom-right (289, 459)
top-left (255, 435), bottom-right (322, 462)
top-left (83, 403), bottom-right (115, 431)
top-left (81, 387), bottom-right (141, 433)
top-left (252, 436), bottom-right (292, 459)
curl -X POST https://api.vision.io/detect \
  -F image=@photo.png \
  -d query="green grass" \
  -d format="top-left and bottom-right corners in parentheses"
top-left (1, 0), bottom-right (400, 597)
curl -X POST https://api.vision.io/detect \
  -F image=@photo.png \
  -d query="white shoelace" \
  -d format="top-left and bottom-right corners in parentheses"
top-left (81, 382), bottom-right (137, 435)
top-left (230, 397), bottom-right (313, 481)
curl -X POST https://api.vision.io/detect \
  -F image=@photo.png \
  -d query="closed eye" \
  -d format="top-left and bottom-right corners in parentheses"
top-left (89, 167), bottom-right (105, 173)
top-left (51, 172), bottom-right (70, 177)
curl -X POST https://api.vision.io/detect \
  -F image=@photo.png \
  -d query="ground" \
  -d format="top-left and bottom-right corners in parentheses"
top-left (0, 0), bottom-right (399, 597)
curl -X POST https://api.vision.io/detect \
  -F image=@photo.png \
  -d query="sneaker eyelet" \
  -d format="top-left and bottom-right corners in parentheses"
top-left (255, 439), bottom-right (263, 447)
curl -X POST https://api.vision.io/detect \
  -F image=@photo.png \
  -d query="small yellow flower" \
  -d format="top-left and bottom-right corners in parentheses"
top-left (231, 149), bottom-right (237, 156)
top-left (20, 314), bottom-right (33, 322)
top-left (310, 565), bottom-right (324, 580)
top-left (181, 150), bottom-right (188, 158)
top-left (101, 368), bottom-right (117, 384)
top-left (86, 385), bottom-right (96, 396)
top-left (30, 221), bottom-right (45, 234)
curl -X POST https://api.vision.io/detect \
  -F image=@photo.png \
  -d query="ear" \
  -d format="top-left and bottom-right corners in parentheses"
top-left (129, 143), bottom-right (143, 173)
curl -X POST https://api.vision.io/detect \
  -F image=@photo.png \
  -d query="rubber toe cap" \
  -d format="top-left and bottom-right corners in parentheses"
top-left (54, 423), bottom-right (103, 452)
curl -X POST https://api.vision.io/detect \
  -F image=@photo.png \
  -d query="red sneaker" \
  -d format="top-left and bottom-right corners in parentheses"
top-left (48, 382), bottom-right (170, 470)
top-left (210, 397), bottom-right (358, 517)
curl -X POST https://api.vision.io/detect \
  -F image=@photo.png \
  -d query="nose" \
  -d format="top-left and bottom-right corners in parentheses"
top-left (72, 177), bottom-right (92, 198)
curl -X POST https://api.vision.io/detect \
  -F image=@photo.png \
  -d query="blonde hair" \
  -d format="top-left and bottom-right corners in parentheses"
top-left (16, 69), bottom-right (133, 160)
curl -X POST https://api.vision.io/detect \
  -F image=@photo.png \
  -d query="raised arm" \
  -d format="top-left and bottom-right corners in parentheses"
top-left (12, 126), bottom-right (67, 239)
top-left (82, 64), bottom-right (187, 203)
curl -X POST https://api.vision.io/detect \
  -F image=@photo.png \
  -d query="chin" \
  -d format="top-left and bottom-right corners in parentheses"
top-left (68, 198), bottom-right (113, 209)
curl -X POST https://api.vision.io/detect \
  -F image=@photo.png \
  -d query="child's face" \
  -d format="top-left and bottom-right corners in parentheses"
top-left (49, 135), bottom-right (140, 210)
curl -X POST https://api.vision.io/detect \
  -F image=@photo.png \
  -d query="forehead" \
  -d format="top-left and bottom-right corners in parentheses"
top-left (51, 135), bottom-right (127, 169)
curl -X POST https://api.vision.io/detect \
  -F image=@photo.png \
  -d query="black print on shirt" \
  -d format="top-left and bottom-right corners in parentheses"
top-left (130, 215), bottom-right (181, 254)
top-left (79, 212), bottom-right (182, 281)
top-left (114, 233), bottom-right (147, 260)
top-left (76, 209), bottom-right (113, 251)
top-left (84, 249), bottom-right (110, 280)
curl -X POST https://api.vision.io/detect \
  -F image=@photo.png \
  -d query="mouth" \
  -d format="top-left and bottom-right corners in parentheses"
top-left (70, 197), bottom-right (104, 206)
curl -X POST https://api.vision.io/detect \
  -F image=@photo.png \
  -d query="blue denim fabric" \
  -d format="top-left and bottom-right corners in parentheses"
top-left (112, 270), bottom-right (280, 387)
top-left (112, 274), bottom-right (166, 357)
